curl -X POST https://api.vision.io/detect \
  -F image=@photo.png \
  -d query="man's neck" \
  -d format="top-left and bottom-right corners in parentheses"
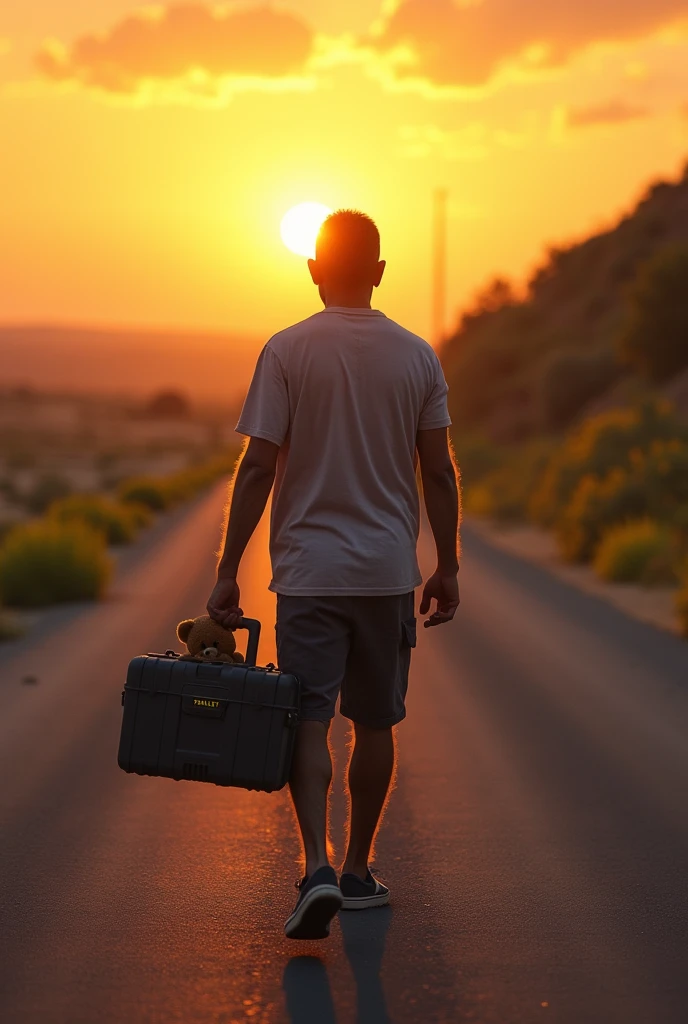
top-left (320, 285), bottom-right (374, 309)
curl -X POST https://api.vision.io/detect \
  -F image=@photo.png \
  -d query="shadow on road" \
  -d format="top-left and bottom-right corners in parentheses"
top-left (283, 908), bottom-right (393, 1023)
top-left (283, 956), bottom-right (337, 1024)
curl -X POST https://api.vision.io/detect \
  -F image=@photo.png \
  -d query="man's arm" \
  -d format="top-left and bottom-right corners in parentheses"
top-left (207, 436), bottom-right (279, 629)
top-left (416, 427), bottom-right (461, 627)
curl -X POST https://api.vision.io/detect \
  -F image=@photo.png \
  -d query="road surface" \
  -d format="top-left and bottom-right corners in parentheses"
top-left (1, 483), bottom-right (688, 1024)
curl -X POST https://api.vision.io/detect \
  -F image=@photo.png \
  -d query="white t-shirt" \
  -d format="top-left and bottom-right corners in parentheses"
top-left (236, 307), bottom-right (452, 596)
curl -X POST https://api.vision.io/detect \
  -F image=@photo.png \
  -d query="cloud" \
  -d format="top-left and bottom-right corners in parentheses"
top-left (399, 122), bottom-right (489, 160)
top-left (566, 99), bottom-right (650, 128)
top-left (36, 3), bottom-right (314, 97)
top-left (368, 0), bottom-right (688, 88)
top-left (398, 119), bottom-right (532, 161)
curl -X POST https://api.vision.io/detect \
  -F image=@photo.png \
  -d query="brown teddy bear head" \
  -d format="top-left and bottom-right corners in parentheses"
top-left (176, 615), bottom-right (244, 664)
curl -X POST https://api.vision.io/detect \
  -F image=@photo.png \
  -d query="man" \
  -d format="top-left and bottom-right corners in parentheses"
top-left (207, 209), bottom-right (460, 940)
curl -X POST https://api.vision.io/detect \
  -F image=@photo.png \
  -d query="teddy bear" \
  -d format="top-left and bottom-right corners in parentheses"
top-left (176, 615), bottom-right (245, 664)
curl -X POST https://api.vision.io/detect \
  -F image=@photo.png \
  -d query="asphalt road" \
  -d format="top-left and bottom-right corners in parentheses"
top-left (1, 483), bottom-right (688, 1024)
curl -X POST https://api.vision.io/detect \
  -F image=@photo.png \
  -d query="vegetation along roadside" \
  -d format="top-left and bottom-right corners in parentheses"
top-left (443, 165), bottom-right (688, 637)
top-left (0, 450), bottom-right (237, 631)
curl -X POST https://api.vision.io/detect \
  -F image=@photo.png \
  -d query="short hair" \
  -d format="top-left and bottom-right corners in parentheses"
top-left (315, 209), bottom-right (381, 284)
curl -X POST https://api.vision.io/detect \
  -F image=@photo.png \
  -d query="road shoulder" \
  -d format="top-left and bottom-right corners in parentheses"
top-left (466, 516), bottom-right (680, 636)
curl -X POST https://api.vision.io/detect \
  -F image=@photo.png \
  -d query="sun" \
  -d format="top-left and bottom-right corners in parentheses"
top-left (280, 202), bottom-right (332, 259)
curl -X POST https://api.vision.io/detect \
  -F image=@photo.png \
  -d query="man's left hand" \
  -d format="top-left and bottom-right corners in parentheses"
top-left (207, 577), bottom-right (243, 630)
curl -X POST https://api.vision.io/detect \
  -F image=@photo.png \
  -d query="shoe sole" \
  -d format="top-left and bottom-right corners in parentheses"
top-left (284, 884), bottom-right (343, 940)
top-left (340, 891), bottom-right (390, 911)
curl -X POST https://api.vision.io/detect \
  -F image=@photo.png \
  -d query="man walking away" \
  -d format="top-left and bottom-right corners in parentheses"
top-left (207, 210), bottom-right (460, 940)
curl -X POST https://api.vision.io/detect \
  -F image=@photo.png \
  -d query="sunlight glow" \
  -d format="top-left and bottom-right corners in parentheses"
top-left (280, 202), bottom-right (332, 258)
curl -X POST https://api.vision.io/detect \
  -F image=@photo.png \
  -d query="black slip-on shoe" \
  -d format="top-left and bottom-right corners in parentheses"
top-left (339, 870), bottom-right (390, 910)
top-left (284, 866), bottom-right (343, 940)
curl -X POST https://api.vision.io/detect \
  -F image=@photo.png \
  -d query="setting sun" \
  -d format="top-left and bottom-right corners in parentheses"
top-left (280, 202), bottom-right (332, 259)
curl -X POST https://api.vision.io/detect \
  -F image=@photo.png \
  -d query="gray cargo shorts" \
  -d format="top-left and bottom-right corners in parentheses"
top-left (275, 593), bottom-right (416, 729)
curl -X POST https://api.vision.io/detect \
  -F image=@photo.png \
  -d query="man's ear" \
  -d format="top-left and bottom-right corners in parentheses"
top-left (373, 260), bottom-right (386, 288)
top-left (308, 258), bottom-right (321, 285)
top-left (177, 619), bottom-right (195, 644)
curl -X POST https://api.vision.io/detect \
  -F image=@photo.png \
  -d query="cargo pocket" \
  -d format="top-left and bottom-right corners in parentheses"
top-left (401, 617), bottom-right (417, 649)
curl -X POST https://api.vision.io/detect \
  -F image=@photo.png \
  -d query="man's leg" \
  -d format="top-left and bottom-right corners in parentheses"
top-left (284, 717), bottom-right (342, 939)
top-left (277, 595), bottom-right (349, 879)
top-left (339, 593), bottom-right (415, 892)
top-left (289, 720), bottom-right (333, 877)
top-left (278, 596), bottom-right (348, 939)
top-left (342, 723), bottom-right (396, 878)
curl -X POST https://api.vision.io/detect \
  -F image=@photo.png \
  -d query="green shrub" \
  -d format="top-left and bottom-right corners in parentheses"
top-left (162, 471), bottom-right (196, 505)
top-left (593, 520), bottom-right (677, 584)
top-left (676, 575), bottom-right (688, 637)
top-left (464, 439), bottom-right (555, 522)
top-left (539, 347), bottom-right (618, 431)
top-left (48, 494), bottom-right (139, 545)
top-left (618, 245), bottom-right (688, 382)
top-left (24, 473), bottom-right (73, 515)
top-left (118, 477), bottom-right (171, 511)
top-left (0, 521), bottom-right (112, 607)
top-left (530, 401), bottom-right (684, 528)
top-left (173, 453), bottom-right (236, 496)
top-left (671, 504), bottom-right (688, 547)
top-left (118, 452), bottom-right (235, 513)
top-left (0, 610), bottom-right (23, 642)
top-left (556, 440), bottom-right (688, 562)
top-left (556, 469), bottom-right (645, 562)
top-left (464, 482), bottom-right (495, 518)
top-left (0, 520), bottom-right (18, 546)
top-left (451, 434), bottom-right (504, 487)
top-left (125, 502), bottom-right (155, 530)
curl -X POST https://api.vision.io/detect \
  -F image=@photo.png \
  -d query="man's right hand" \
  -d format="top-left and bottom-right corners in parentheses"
top-left (419, 571), bottom-right (460, 628)
top-left (207, 577), bottom-right (243, 630)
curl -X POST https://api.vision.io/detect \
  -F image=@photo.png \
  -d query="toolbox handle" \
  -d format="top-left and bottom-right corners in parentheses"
top-left (236, 617), bottom-right (261, 667)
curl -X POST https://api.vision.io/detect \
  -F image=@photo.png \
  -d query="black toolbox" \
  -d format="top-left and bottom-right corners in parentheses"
top-left (118, 619), bottom-right (300, 792)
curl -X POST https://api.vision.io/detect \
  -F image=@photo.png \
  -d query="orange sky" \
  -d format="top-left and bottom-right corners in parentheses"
top-left (1, 1), bottom-right (688, 342)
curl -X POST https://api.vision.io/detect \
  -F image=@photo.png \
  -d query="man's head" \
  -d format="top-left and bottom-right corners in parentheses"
top-left (308, 209), bottom-right (385, 305)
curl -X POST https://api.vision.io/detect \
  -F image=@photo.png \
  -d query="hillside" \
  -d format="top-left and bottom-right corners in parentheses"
top-left (441, 162), bottom-right (688, 441)
top-left (0, 325), bottom-right (261, 405)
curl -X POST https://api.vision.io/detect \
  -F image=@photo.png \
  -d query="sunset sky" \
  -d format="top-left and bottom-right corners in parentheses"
top-left (2, 1), bottom-right (688, 342)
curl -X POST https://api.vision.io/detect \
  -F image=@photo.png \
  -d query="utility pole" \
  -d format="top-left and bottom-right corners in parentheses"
top-left (432, 188), bottom-right (448, 346)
